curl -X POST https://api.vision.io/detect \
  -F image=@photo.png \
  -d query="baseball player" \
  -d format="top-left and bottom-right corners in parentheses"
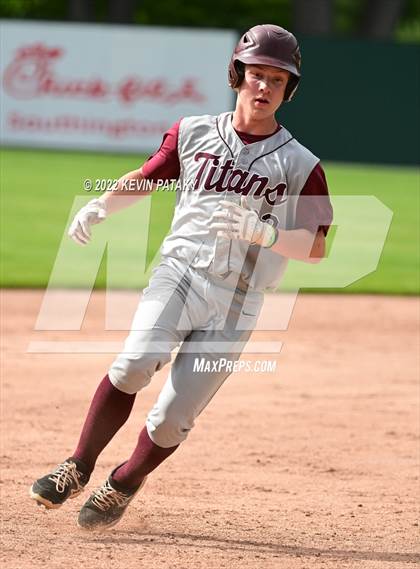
top-left (30, 24), bottom-right (333, 530)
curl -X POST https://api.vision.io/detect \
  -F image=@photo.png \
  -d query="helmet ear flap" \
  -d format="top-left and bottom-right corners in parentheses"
top-left (284, 75), bottom-right (300, 102)
top-left (234, 61), bottom-right (245, 87)
top-left (228, 60), bottom-right (245, 89)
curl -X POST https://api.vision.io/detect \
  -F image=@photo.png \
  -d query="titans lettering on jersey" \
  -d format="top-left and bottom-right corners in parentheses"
top-left (142, 112), bottom-right (333, 290)
top-left (193, 152), bottom-right (287, 206)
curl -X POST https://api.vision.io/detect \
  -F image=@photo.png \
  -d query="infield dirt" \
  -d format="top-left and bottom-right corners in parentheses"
top-left (1, 290), bottom-right (419, 569)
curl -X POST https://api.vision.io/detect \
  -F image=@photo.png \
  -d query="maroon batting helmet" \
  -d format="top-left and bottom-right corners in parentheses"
top-left (228, 24), bottom-right (301, 102)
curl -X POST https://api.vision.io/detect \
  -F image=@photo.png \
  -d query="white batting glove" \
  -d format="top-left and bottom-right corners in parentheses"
top-left (210, 197), bottom-right (278, 248)
top-left (68, 198), bottom-right (107, 246)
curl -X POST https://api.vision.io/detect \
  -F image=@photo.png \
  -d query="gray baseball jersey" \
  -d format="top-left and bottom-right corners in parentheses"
top-left (160, 111), bottom-right (319, 290)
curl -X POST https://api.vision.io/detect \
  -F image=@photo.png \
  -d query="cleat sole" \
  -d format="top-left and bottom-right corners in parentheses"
top-left (77, 517), bottom-right (121, 531)
top-left (30, 488), bottom-right (62, 510)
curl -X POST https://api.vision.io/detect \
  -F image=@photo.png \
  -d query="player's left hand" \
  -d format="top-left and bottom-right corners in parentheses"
top-left (210, 197), bottom-right (278, 248)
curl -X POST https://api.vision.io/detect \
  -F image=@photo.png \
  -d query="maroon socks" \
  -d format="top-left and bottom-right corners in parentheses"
top-left (72, 374), bottom-right (179, 486)
top-left (112, 426), bottom-right (179, 489)
top-left (72, 375), bottom-right (136, 474)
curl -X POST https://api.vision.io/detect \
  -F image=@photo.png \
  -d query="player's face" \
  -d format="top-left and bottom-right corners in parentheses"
top-left (240, 64), bottom-right (290, 118)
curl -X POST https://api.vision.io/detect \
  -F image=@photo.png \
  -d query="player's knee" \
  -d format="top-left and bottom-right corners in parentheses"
top-left (108, 351), bottom-right (171, 395)
top-left (145, 405), bottom-right (194, 448)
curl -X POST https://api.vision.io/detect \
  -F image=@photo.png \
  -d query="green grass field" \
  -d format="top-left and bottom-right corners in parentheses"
top-left (1, 148), bottom-right (419, 294)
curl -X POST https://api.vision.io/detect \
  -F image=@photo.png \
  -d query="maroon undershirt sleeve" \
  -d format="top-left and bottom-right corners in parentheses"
top-left (141, 120), bottom-right (181, 182)
top-left (294, 163), bottom-right (333, 236)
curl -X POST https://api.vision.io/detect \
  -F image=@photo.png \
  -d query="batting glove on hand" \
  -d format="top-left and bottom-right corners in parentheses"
top-left (210, 197), bottom-right (278, 248)
top-left (68, 198), bottom-right (107, 246)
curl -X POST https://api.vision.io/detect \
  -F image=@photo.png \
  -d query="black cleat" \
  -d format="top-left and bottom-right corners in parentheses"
top-left (30, 458), bottom-right (90, 509)
top-left (78, 473), bottom-right (146, 530)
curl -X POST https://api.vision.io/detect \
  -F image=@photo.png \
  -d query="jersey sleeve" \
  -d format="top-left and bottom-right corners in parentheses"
top-left (294, 163), bottom-right (333, 236)
top-left (141, 120), bottom-right (181, 182)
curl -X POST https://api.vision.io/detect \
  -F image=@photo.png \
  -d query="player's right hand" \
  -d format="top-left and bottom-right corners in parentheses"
top-left (68, 198), bottom-right (107, 246)
top-left (210, 197), bottom-right (278, 248)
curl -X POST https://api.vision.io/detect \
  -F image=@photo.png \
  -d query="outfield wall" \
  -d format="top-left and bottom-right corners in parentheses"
top-left (0, 20), bottom-right (236, 153)
top-left (0, 21), bottom-right (418, 165)
top-left (278, 37), bottom-right (419, 166)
